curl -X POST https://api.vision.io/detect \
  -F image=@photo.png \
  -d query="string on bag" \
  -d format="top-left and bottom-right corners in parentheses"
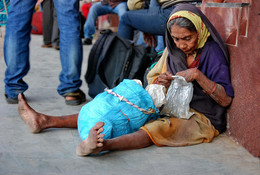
top-left (105, 88), bottom-right (155, 115)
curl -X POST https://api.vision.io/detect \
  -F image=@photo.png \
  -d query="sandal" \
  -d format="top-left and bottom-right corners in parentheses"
top-left (64, 89), bottom-right (86, 106)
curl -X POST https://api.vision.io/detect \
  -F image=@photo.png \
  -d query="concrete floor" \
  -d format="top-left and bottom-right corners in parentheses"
top-left (0, 29), bottom-right (259, 175)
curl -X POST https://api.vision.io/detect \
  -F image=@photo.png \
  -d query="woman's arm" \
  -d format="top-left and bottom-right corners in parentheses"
top-left (176, 68), bottom-right (232, 107)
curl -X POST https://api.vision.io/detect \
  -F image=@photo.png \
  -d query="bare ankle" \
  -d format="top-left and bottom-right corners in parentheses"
top-left (36, 113), bottom-right (48, 131)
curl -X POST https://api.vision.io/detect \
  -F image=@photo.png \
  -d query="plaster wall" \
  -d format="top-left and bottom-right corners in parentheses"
top-left (227, 0), bottom-right (260, 157)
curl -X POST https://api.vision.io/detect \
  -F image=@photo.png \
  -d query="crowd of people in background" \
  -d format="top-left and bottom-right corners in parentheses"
top-left (3, 0), bottom-right (194, 105)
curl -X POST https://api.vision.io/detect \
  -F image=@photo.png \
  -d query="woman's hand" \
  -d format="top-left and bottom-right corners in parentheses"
top-left (176, 68), bottom-right (198, 82)
top-left (178, 68), bottom-right (232, 107)
top-left (157, 72), bottom-right (174, 88)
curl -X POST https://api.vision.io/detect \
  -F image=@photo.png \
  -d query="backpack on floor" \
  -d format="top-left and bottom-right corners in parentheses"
top-left (85, 29), bottom-right (151, 98)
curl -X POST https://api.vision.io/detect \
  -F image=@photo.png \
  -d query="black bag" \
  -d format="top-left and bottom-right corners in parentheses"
top-left (85, 30), bottom-right (151, 98)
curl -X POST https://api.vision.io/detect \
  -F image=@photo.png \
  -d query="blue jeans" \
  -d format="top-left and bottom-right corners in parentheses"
top-left (4, 0), bottom-right (83, 98)
top-left (117, 0), bottom-right (174, 40)
top-left (84, 2), bottom-right (127, 39)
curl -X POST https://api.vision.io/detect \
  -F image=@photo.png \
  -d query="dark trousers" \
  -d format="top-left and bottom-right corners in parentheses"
top-left (42, 0), bottom-right (59, 46)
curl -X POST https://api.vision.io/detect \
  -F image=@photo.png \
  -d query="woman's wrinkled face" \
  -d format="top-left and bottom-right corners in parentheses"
top-left (170, 24), bottom-right (199, 55)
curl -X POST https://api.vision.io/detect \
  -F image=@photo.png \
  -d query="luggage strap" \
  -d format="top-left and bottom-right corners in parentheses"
top-left (105, 88), bottom-right (155, 115)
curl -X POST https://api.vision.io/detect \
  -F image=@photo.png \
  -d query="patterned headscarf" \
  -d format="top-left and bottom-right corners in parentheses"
top-left (167, 10), bottom-right (210, 50)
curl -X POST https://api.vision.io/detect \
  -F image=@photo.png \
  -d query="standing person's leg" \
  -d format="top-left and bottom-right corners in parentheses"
top-left (41, 0), bottom-right (54, 47)
top-left (54, 0), bottom-right (85, 105)
top-left (52, 6), bottom-right (59, 50)
top-left (83, 2), bottom-right (112, 45)
top-left (18, 94), bottom-right (78, 133)
top-left (4, 0), bottom-right (36, 104)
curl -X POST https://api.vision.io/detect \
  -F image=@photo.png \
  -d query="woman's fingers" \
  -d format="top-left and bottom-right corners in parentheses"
top-left (157, 72), bottom-right (174, 88)
top-left (176, 68), bottom-right (198, 82)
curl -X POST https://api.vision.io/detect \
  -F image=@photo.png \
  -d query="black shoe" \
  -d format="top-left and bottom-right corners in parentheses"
top-left (82, 38), bottom-right (92, 45)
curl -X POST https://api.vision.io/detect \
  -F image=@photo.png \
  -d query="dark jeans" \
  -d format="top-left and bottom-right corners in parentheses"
top-left (42, 0), bottom-right (59, 46)
top-left (117, 0), bottom-right (174, 40)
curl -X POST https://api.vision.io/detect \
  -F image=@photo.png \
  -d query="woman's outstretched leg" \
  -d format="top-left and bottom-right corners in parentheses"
top-left (18, 93), bottom-right (78, 133)
top-left (76, 125), bottom-right (154, 156)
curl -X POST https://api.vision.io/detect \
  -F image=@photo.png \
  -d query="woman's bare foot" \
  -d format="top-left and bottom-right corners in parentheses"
top-left (18, 93), bottom-right (43, 133)
top-left (76, 122), bottom-right (105, 156)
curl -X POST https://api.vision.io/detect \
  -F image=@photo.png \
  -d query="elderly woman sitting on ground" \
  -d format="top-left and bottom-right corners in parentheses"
top-left (18, 3), bottom-right (233, 156)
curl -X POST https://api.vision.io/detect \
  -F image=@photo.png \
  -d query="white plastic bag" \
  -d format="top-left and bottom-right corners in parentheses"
top-left (145, 84), bottom-right (167, 109)
top-left (160, 75), bottom-right (194, 119)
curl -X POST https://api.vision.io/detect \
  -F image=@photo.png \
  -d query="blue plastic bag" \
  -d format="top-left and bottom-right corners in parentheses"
top-left (78, 79), bottom-right (160, 141)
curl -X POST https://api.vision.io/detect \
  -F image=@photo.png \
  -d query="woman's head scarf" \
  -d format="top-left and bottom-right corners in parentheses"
top-left (165, 3), bottom-right (229, 73)
top-left (167, 10), bottom-right (210, 50)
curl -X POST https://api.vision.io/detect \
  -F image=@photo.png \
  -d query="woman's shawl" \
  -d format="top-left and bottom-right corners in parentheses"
top-left (148, 3), bottom-right (232, 133)
top-left (147, 48), bottom-right (168, 84)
